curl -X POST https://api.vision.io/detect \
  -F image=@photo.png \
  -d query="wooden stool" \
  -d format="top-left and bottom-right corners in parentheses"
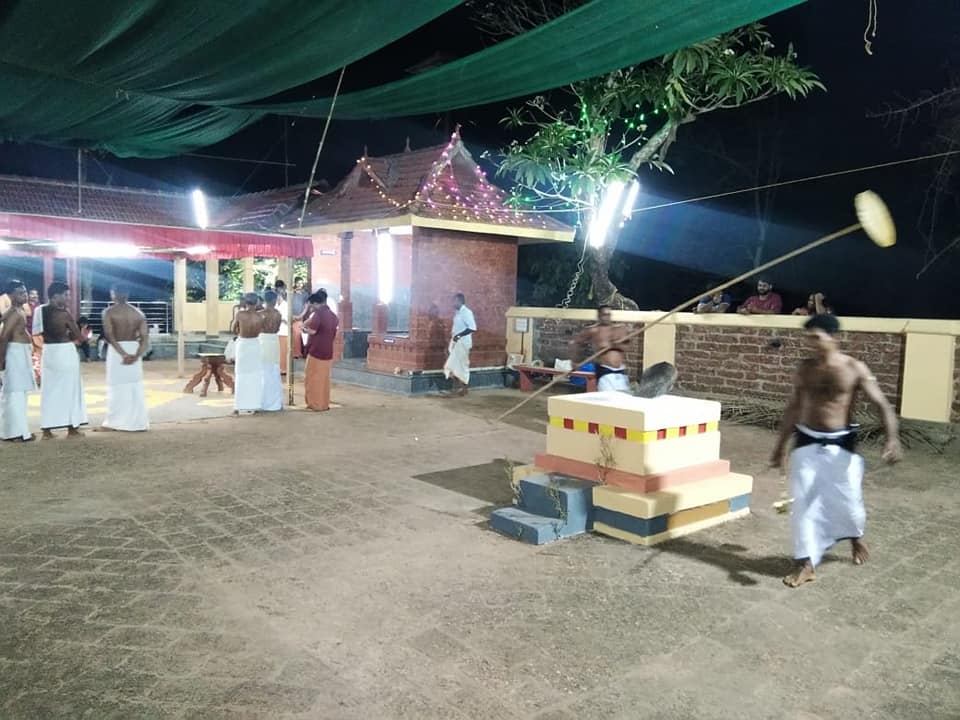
top-left (183, 353), bottom-right (235, 397)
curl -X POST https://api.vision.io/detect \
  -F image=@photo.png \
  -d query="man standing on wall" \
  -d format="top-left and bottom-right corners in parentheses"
top-left (302, 289), bottom-right (338, 411)
top-left (99, 283), bottom-right (150, 432)
top-left (570, 305), bottom-right (633, 392)
top-left (770, 314), bottom-right (902, 588)
top-left (232, 293), bottom-right (264, 415)
top-left (0, 281), bottom-right (37, 441)
top-left (443, 292), bottom-right (476, 397)
top-left (39, 282), bottom-right (88, 438)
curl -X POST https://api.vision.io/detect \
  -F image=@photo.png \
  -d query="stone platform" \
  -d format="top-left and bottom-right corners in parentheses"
top-left (491, 391), bottom-right (753, 546)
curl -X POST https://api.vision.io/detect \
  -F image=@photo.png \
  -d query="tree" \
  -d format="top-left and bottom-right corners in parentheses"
top-left (870, 84), bottom-right (960, 277)
top-left (475, 2), bottom-right (824, 308)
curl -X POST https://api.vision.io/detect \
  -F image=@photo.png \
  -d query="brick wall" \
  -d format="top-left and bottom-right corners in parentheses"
top-left (530, 318), bottom-right (908, 413)
top-left (954, 339), bottom-right (960, 423)
top-left (533, 318), bottom-right (643, 379)
top-left (367, 227), bottom-right (517, 372)
top-left (673, 325), bottom-right (904, 413)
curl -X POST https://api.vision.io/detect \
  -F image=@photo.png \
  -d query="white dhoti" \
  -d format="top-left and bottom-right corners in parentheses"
top-left (596, 365), bottom-right (631, 393)
top-left (259, 333), bottom-right (283, 412)
top-left (789, 424), bottom-right (866, 567)
top-left (103, 342), bottom-right (149, 431)
top-left (443, 340), bottom-right (470, 385)
top-left (233, 337), bottom-right (263, 411)
top-left (2, 342), bottom-right (37, 440)
top-left (40, 342), bottom-right (88, 430)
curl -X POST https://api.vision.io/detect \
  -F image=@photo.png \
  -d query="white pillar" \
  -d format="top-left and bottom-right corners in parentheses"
top-left (205, 258), bottom-right (219, 337)
top-left (242, 257), bottom-right (255, 293)
top-left (174, 258), bottom-right (187, 377)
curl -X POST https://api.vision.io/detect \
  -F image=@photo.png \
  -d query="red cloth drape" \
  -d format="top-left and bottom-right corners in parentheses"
top-left (0, 213), bottom-right (311, 259)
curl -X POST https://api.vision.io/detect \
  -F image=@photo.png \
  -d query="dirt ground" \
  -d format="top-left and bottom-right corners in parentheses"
top-left (1, 363), bottom-right (958, 719)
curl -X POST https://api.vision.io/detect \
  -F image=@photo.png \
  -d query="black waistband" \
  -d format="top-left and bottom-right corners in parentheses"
top-left (595, 365), bottom-right (626, 379)
top-left (794, 424), bottom-right (860, 453)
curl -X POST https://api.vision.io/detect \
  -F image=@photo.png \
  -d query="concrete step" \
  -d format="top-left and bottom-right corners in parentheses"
top-left (518, 475), bottom-right (594, 531)
top-left (489, 507), bottom-right (586, 545)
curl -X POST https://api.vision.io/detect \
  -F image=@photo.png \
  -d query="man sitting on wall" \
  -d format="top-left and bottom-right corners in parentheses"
top-left (738, 279), bottom-right (783, 315)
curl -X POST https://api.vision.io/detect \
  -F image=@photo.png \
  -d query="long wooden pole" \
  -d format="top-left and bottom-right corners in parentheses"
top-left (280, 257), bottom-right (296, 406)
top-left (495, 223), bottom-right (862, 423)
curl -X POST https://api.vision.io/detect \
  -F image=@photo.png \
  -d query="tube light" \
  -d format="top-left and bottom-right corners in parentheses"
top-left (376, 232), bottom-right (394, 304)
top-left (588, 181), bottom-right (626, 248)
top-left (185, 245), bottom-right (211, 255)
top-left (192, 189), bottom-right (209, 229)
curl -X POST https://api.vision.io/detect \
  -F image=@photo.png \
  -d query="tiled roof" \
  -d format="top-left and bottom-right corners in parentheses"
top-left (294, 143), bottom-right (446, 227)
top-left (294, 138), bottom-right (573, 236)
top-left (0, 174), bottom-right (206, 228)
top-left (213, 184), bottom-right (318, 232)
top-left (0, 134), bottom-right (573, 239)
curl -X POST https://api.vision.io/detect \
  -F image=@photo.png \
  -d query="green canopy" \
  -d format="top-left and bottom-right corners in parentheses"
top-left (258, 0), bottom-right (806, 119)
top-left (0, 0), bottom-right (462, 156)
top-left (0, 0), bottom-right (804, 157)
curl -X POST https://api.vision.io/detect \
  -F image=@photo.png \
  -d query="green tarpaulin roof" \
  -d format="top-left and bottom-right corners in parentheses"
top-left (0, 0), bottom-right (803, 158)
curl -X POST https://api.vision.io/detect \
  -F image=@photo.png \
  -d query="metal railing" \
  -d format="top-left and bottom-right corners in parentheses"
top-left (79, 300), bottom-right (172, 335)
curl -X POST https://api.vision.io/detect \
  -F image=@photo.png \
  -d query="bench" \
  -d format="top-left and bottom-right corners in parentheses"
top-left (516, 365), bottom-right (597, 393)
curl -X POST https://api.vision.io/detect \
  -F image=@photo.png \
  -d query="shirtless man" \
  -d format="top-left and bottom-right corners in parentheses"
top-left (99, 284), bottom-right (150, 432)
top-left (231, 293), bottom-right (264, 414)
top-left (258, 290), bottom-right (284, 412)
top-left (0, 282), bottom-right (37, 441)
top-left (771, 314), bottom-right (902, 587)
top-left (570, 305), bottom-right (633, 392)
top-left (39, 282), bottom-right (88, 438)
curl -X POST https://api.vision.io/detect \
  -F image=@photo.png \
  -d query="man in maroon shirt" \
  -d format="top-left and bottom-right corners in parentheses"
top-left (301, 289), bottom-right (339, 411)
top-left (738, 279), bottom-right (783, 315)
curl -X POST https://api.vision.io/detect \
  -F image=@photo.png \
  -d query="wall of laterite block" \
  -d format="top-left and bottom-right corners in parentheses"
top-left (517, 308), bottom-right (960, 423)
top-left (673, 325), bottom-right (905, 414)
top-left (366, 227), bottom-right (518, 372)
top-left (954, 338), bottom-right (960, 423)
top-left (532, 318), bottom-right (644, 379)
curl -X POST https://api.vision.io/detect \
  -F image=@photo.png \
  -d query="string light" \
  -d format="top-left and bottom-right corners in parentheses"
top-left (348, 129), bottom-right (553, 231)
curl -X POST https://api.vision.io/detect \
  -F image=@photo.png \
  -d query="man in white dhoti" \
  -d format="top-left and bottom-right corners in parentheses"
top-left (38, 282), bottom-right (88, 438)
top-left (443, 293), bottom-right (476, 397)
top-left (771, 314), bottom-right (901, 588)
top-left (0, 282), bottom-right (37, 442)
top-left (232, 293), bottom-right (264, 414)
top-left (571, 305), bottom-right (633, 392)
top-left (258, 290), bottom-right (284, 412)
top-left (274, 280), bottom-right (290, 376)
top-left (98, 283), bottom-right (149, 432)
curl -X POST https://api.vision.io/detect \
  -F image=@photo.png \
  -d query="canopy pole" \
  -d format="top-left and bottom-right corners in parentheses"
top-left (298, 66), bottom-right (347, 228)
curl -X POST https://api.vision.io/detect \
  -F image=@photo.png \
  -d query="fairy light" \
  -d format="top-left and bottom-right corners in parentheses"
top-left (347, 129), bottom-right (559, 233)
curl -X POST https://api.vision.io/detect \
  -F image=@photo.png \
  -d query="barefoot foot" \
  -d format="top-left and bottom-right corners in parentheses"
top-left (41, 430), bottom-right (54, 440)
top-left (783, 562), bottom-right (816, 588)
top-left (851, 538), bottom-right (869, 565)
top-left (67, 428), bottom-right (84, 438)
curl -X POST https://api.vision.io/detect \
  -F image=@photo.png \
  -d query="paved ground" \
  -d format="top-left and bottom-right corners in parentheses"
top-left (1, 372), bottom-right (959, 719)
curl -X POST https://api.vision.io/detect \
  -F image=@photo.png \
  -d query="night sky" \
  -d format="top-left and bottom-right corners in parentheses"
top-left (2, 1), bottom-right (958, 318)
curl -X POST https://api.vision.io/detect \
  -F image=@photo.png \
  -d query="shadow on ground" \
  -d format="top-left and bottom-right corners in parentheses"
top-left (413, 459), bottom-right (523, 513)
